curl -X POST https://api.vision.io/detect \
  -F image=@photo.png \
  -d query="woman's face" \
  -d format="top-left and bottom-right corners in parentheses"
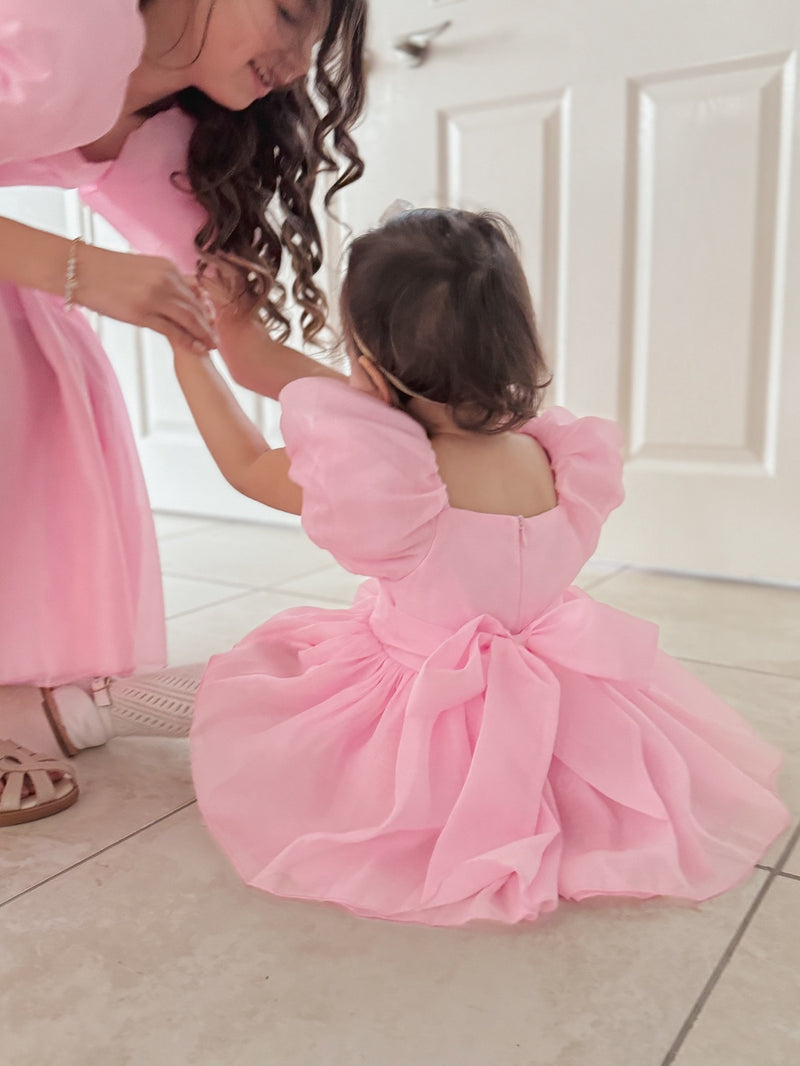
top-left (189, 0), bottom-right (332, 109)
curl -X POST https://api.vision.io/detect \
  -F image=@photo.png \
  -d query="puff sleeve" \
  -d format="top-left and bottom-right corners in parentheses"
top-left (526, 406), bottom-right (625, 553)
top-left (279, 378), bottom-right (448, 580)
top-left (0, 0), bottom-right (144, 166)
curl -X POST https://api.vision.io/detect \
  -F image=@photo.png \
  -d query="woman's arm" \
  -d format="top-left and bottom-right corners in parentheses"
top-left (0, 216), bottom-right (216, 350)
top-left (173, 346), bottom-right (302, 515)
top-left (0, 217), bottom-right (75, 295)
top-left (214, 297), bottom-right (345, 399)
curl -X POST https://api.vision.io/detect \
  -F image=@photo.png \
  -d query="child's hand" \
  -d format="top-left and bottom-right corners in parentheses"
top-left (171, 277), bottom-right (220, 358)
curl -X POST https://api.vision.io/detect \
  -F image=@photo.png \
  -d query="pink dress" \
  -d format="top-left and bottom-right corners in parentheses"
top-left (0, 0), bottom-right (205, 685)
top-left (191, 379), bottom-right (790, 926)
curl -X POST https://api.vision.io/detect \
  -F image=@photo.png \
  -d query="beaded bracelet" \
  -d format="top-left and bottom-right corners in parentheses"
top-left (64, 237), bottom-right (85, 311)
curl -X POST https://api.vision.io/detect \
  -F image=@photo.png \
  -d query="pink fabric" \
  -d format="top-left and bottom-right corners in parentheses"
top-left (0, 284), bottom-right (165, 683)
top-left (80, 109), bottom-right (207, 274)
top-left (0, 0), bottom-right (206, 683)
top-left (0, 0), bottom-right (143, 168)
top-left (190, 379), bottom-right (789, 926)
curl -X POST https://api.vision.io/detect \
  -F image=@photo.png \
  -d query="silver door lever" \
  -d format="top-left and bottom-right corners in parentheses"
top-left (393, 21), bottom-right (452, 67)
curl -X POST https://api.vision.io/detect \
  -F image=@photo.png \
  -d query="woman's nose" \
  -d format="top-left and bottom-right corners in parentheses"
top-left (274, 35), bottom-right (315, 87)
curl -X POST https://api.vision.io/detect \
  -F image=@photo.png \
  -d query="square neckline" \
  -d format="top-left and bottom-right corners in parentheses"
top-left (427, 430), bottom-right (561, 523)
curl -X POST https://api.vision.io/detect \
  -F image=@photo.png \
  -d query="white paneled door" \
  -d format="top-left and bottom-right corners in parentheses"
top-left (329, 0), bottom-right (800, 584)
top-left (2, 0), bottom-right (798, 580)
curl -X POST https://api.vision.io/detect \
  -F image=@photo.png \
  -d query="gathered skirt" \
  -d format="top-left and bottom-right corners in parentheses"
top-left (191, 586), bottom-right (790, 926)
top-left (0, 282), bottom-right (165, 686)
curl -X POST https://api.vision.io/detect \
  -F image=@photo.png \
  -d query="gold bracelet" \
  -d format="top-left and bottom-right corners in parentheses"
top-left (64, 237), bottom-right (85, 311)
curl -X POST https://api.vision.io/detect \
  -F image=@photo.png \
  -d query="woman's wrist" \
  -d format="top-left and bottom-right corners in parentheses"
top-left (63, 238), bottom-right (85, 310)
top-left (0, 218), bottom-right (83, 297)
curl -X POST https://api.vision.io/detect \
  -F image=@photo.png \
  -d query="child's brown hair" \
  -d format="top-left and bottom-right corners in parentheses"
top-left (340, 208), bottom-right (551, 433)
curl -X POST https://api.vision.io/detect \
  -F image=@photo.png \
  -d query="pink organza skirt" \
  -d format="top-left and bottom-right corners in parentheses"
top-left (0, 282), bottom-right (165, 686)
top-left (191, 587), bottom-right (789, 926)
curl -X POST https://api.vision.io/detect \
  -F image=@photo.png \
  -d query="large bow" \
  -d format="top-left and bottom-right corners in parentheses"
top-left (367, 589), bottom-right (661, 912)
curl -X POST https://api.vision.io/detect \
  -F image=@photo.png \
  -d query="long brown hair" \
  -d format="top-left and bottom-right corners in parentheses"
top-left (139, 0), bottom-right (367, 341)
top-left (341, 209), bottom-right (552, 434)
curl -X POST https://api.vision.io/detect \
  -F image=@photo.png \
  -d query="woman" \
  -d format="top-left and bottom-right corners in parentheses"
top-left (0, 0), bottom-right (366, 825)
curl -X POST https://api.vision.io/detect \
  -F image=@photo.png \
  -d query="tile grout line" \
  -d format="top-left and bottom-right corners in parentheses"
top-left (578, 566), bottom-right (632, 592)
top-left (0, 800), bottom-right (198, 910)
top-left (777, 870), bottom-right (800, 882)
top-left (162, 560), bottom-right (338, 596)
top-left (164, 586), bottom-right (350, 622)
top-left (165, 587), bottom-right (257, 622)
top-left (659, 820), bottom-right (800, 1066)
top-left (268, 590), bottom-right (355, 606)
top-left (161, 569), bottom-right (257, 591)
top-left (674, 655), bottom-right (800, 682)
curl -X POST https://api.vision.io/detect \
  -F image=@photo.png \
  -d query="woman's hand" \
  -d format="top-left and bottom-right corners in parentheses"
top-left (75, 244), bottom-right (218, 352)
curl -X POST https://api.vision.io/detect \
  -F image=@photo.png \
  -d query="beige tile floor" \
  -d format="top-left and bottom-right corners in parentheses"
top-left (2, 514), bottom-right (798, 1066)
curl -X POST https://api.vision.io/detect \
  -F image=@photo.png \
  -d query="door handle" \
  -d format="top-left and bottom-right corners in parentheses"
top-left (393, 21), bottom-right (452, 67)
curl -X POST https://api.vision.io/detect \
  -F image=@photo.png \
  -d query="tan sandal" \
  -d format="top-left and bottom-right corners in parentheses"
top-left (0, 739), bottom-right (79, 826)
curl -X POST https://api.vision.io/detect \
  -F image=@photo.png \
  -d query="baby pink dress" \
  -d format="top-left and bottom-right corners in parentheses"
top-left (191, 379), bottom-right (790, 926)
top-left (0, 0), bottom-right (205, 686)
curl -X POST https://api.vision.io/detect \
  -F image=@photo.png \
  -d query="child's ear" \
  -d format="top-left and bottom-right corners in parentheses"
top-left (358, 356), bottom-right (393, 405)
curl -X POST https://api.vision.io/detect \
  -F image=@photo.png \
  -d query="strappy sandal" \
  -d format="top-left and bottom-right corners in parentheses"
top-left (0, 740), bottom-right (79, 827)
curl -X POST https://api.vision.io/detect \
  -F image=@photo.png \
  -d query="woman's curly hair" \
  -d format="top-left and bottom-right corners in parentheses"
top-left (140, 0), bottom-right (367, 342)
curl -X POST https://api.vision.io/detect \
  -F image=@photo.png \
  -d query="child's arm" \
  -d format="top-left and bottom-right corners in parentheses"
top-left (173, 347), bottom-right (302, 515)
top-left (215, 305), bottom-right (344, 398)
top-left (203, 271), bottom-right (345, 399)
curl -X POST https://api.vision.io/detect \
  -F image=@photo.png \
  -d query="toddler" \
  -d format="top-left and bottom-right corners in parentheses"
top-left (178, 208), bottom-right (788, 925)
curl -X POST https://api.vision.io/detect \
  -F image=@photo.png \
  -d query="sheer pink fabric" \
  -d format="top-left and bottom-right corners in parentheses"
top-left (191, 380), bottom-right (789, 925)
top-left (0, 0), bottom-right (202, 684)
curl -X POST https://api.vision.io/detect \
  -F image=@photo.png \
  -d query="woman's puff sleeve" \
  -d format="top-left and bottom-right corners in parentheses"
top-left (0, 0), bottom-right (144, 166)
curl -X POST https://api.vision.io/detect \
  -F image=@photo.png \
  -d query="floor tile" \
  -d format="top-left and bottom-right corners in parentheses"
top-left (162, 574), bottom-right (250, 619)
top-left (0, 739), bottom-right (193, 905)
top-left (590, 571), bottom-right (800, 677)
top-left (157, 521), bottom-right (335, 589)
top-left (0, 807), bottom-right (769, 1066)
top-left (670, 876), bottom-right (800, 1066)
top-left (573, 560), bottom-right (629, 591)
top-left (166, 588), bottom-right (339, 664)
top-left (153, 512), bottom-right (218, 540)
top-left (677, 661), bottom-right (800, 869)
top-left (275, 563), bottom-right (365, 604)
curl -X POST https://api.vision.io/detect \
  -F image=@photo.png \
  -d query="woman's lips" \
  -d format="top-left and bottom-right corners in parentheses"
top-left (249, 61), bottom-right (274, 96)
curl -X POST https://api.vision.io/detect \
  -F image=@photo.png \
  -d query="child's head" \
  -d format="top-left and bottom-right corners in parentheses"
top-left (340, 208), bottom-right (551, 433)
